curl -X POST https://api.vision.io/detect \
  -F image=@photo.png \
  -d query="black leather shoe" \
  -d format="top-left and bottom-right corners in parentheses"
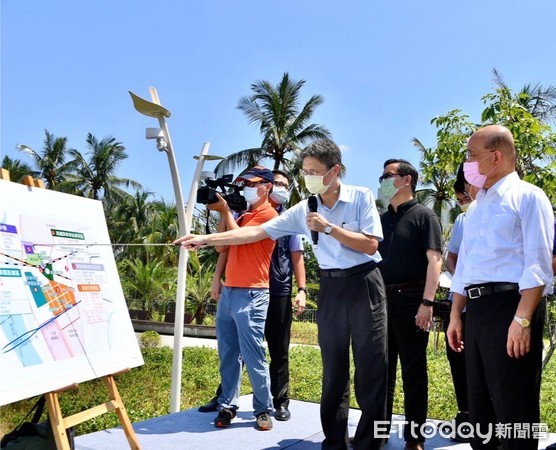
top-left (198, 397), bottom-right (219, 412)
top-left (275, 405), bottom-right (291, 421)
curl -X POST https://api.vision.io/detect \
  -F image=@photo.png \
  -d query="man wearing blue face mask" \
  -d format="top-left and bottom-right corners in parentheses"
top-left (378, 159), bottom-right (443, 450)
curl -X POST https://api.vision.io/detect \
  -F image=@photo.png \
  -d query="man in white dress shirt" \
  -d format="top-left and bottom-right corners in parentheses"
top-left (447, 125), bottom-right (554, 450)
top-left (175, 139), bottom-right (388, 450)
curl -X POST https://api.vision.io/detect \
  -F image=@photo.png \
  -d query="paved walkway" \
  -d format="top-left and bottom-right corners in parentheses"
top-left (75, 393), bottom-right (556, 450)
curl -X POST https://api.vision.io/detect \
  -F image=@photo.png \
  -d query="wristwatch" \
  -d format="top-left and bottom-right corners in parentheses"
top-left (422, 299), bottom-right (435, 307)
top-left (513, 315), bottom-right (531, 328)
top-left (324, 224), bottom-right (333, 235)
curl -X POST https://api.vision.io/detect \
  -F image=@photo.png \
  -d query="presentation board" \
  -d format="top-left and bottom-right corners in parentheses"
top-left (0, 180), bottom-right (144, 406)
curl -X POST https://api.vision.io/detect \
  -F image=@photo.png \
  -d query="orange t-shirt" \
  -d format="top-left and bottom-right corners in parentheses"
top-left (225, 201), bottom-right (278, 288)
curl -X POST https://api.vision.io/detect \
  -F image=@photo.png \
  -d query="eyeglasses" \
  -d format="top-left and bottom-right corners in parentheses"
top-left (378, 172), bottom-right (401, 183)
top-left (301, 167), bottom-right (332, 177)
top-left (456, 195), bottom-right (472, 206)
top-left (273, 180), bottom-right (289, 189)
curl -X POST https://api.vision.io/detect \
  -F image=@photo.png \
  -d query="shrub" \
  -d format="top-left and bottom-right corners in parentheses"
top-left (140, 331), bottom-right (161, 348)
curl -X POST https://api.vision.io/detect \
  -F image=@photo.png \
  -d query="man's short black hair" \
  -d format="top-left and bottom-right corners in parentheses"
top-left (453, 163), bottom-right (466, 195)
top-left (383, 158), bottom-right (418, 193)
top-left (301, 139), bottom-right (342, 169)
top-left (272, 169), bottom-right (291, 183)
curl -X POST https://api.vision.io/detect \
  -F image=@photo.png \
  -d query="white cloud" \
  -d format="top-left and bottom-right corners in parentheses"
top-left (338, 144), bottom-right (351, 153)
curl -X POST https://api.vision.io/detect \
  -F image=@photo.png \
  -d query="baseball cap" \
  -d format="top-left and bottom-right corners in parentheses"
top-left (236, 166), bottom-right (274, 184)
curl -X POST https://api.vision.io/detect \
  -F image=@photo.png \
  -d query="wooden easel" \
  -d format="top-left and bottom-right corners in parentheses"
top-left (0, 170), bottom-right (141, 449)
top-left (45, 371), bottom-right (141, 450)
top-left (0, 169), bottom-right (45, 188)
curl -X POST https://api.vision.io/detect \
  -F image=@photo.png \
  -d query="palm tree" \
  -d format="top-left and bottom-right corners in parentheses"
top-left (412, 137), bottom-right (458, 219)
top-left (59, 133), bottom-right (141, 203)
top-left (411, 110), bottom-right (476, 226)
top-left (118, 258), bottom-right (177, 320)
top-left (17, 130), bottom-right (74, 188)
top-left (108, 189), bottom-right (156, 261)
top-left (186, 259), bottom-right (215, 324)
top-left (141, 200), bottom-right (182, 266)
top-left (216, 73), bottom-right (331, 177)
top-left (492, 68), bottom-right (556, 123)
top-left (1, 156), bottom-right (37, 183)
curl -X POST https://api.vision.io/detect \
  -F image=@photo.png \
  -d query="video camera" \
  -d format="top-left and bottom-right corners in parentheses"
top-left (196, 174), bottom-right (247, 212)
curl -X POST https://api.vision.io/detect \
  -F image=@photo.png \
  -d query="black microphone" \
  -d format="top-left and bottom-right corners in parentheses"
top-left (307, 195), bottom-right (319, 246)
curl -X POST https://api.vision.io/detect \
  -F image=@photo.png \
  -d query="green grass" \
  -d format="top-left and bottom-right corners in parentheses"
top-left (1, 332), bottom-right (555, 438)
top-left (291, 320), bottom-right (319, 345)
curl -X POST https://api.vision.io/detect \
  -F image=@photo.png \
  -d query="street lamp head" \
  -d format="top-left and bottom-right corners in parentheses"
top-left (193, 154), bottom-right (225, 161)
top-left (129, 91), bottom-right (171, 118)
top-left (16, 144), bottom-right (35, 157)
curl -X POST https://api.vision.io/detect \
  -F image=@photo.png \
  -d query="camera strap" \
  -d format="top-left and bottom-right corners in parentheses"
top-left (204, 209), bottom-right (211, 235)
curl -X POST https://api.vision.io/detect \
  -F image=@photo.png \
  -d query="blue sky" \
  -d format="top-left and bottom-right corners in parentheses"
top-left (2, 0), bottom-right (555, 204)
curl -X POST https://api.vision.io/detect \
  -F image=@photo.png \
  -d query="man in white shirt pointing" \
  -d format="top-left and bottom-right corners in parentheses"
top-left (175, 139), bottom-right (387, 450)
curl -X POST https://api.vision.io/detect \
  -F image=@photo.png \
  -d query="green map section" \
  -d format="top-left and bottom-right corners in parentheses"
top-left (51, 229), bottom-right (85, 240)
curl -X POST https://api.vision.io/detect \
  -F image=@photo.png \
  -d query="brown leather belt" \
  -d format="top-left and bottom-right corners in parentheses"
top-left (385, 280), bottom-right (425, 293)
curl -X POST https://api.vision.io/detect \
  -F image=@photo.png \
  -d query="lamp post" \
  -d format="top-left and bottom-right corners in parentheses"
top-left (129, 87), bottom-right (222, 413)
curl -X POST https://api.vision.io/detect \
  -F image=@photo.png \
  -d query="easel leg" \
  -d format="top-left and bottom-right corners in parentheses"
top-left (104, 375), bottom-right (141, 450)
top-left (45, 392), bottom-right (71, 450)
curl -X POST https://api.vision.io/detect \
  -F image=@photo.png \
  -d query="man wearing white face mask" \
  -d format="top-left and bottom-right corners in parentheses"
top-left (265, 169), bottom-right (306, 420)
top-left (198, 170), bottom-right (307, 422)
top-left (378, 159), bottom-right (443, 450)
top-left (440, 163), bottom-right (479, 442)
top-left (175, 139), bottom-right (388, 450)
top-left (447, 125), bottom-right (554, 450)
top-left (201, 165), bottom-right (278, 431)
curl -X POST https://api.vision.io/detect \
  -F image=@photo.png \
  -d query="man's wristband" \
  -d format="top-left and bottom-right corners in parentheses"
top-left (298, 287), bottom-right (307, 293)
top-left (422, 299), bottom-right (435, 307)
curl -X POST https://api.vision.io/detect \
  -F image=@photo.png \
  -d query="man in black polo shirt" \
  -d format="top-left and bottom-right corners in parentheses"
top-left (378, 159), bottom-right (443, 450)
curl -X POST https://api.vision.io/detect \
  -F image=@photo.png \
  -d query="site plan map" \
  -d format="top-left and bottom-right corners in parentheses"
top-left (0, 180), bottom-right (143, 405)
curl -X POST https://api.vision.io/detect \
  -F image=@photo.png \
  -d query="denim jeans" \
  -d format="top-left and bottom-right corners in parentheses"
top-left (216, 286), bottom-right (273, 416)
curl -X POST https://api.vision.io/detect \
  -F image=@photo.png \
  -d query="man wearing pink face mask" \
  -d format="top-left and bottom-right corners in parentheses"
top-left (447, 125), bottom-right (554, 450)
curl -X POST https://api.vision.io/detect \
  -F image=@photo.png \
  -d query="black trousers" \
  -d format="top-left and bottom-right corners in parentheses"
top-left (386, 289), bottom-right (429, 443)
top-left (317, 266), bottom-right (388, 450)
top-left (465, 292), bottom-right (545, 450)
top-left (443, 312), bottom-right (468, 413)
top-left (264, 294), bottom-right (292, 408)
